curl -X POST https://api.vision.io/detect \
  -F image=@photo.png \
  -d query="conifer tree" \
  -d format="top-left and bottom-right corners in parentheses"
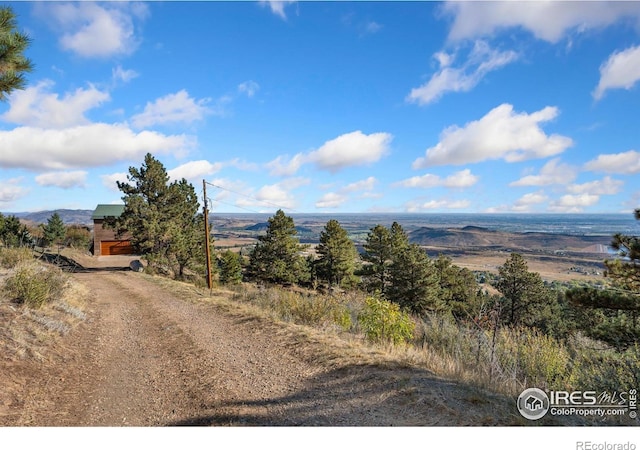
top-left (494, 253), bottom-right (554, 327)
top-left (360, 224), bottom-right (393, 296)
top-left (388, 243), bottom-right (441, 315)
top-left (567, 208), bottom-right (640, 348)
top-left (114, 153), bottom-right (204, 279)
top-left (43, 212), bottom-right (66, 247)
top-left (248, 209), bottom-right (306, 284)
top-left (218, 250), bottom-right (243, 285)
top-left (0, 6), bottom-right (33, 101)
top-left (0, 213), bottom-right (32, 247)
top-left (315, 219), bottom-right (357, 288)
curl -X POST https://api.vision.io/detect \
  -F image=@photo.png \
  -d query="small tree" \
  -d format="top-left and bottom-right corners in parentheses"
top-left (43, 212), bottom-right (66, 247)
top-left (218, 250), bottom-right (243, 285)
top-left (315, 219), bottom-right (357, 288)
top-left (360, 224), bottom-right (393, 296)
top-left (0, 213), bottom-right (32, 247)
top-left (247, 209), bottom-right (307, 285)
top-left (494, 253), bottom-right (554, 328)
top-left (0, 6), bottom-right (33, 101)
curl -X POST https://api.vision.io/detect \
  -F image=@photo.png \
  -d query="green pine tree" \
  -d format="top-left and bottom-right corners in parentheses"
top-left (360, 224), bottom-right (393, 296)
top-left (0, 6), bottom-right (33, 101)
top-left (0, 213), bottom-right (32, 247)
top-left (315, 219), bottom-right (357, 288)
top-left (218, 250), bottom-right (243, 285)
top-left (43, 212), bottom-right (66, 247)
top-left (388, 243), bottom-right (442, 315)
top-left (248, 209), bottom-right (307, 285)
top-left (114, 153), bottom-right (204, 279)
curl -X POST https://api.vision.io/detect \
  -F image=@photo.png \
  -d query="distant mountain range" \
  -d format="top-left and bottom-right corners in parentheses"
top-left (3, 209), bottom-right (94, 225)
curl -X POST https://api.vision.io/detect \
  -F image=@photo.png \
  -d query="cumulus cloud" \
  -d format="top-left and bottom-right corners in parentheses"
top-left (510, 158), bottom-right (577, 186)
top-left (413, 104), bottom-right (573, 168)
top-left (131, 90), bottom-right (213, 128)
top-left (35, 171), bottom-right (87, 189)
top-left (407, 41), bottom-right (519, 105)
top-left (307, 131), bottom-right (392, 173)
top-left (168, 160), bottom-right (223, 182)
top-left (0, 178), bottom-right (29, 204)
top-left (511, 191), bottom-right (549, 212)
top-left (443, 1), bottom-right (640, 43)
top-left (1, 80), bottom-right (110, 128)
top-left (0, 124), bottom-right (193, 171)
top-left (343, 176), bottom-right (377, 193)
top-left (259, 1), bottom-right (296, 20)
top-left (101, 172), bottom-right (128, 191)
top-left (584, 150), bottom-right (640, 174)
top-left (396, 168), bottom-right (479, 189)
top-left (549, 194), bottom-right (600, 213)
top-left (567, 176), bottom-right (624, 195)
top-left (268, 131), bottom-right (392, 175)
top-left (46, 2), bottom-right (148, 58)
top-left (593, 45), bottom-right (640, 100)
top-left (238, 81), bottom-right (260, 98)
top-left (315, 192), bottom-right (348, 209)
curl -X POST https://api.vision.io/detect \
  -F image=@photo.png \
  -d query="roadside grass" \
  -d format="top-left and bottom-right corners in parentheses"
top-left (0, 248), bottom-right (89, 361)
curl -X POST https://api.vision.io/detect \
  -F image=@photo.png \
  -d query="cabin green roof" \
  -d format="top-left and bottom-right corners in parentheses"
top-left (92, 204), bottom-right (125, 220)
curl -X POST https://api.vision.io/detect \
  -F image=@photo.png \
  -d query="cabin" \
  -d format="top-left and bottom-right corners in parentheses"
top-left (91, 204), bottom-right (134, 256)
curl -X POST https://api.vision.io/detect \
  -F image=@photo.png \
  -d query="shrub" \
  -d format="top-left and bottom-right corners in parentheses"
top-left (357, 295), bottom-right (415, 345)
top-left (3, 261), bottom-right (67, 308)
top-left (0, 246), bottom-right (33, 269)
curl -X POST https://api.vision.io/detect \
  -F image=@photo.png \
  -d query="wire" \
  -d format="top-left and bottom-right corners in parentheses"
top-left (204, 180), bottom-right (300, 213)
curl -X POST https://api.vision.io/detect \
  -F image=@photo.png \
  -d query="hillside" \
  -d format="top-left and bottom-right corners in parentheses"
top-left (408, 226), bottom-right (610, 253)
top-left (6, 209), bottom-right (94, 226)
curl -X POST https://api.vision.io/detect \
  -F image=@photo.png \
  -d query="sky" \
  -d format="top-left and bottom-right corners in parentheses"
top-left (0, 1), bottom-right (639, 215)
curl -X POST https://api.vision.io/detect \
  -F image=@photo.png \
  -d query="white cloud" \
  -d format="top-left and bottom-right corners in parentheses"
top-left (0, 178), bottom-right (29, 204)
top-left (35, 171), bottom-right (87, 189)
top-left (101, 172), bottom-right (128, 191)
top-left (112, 65), bottom-right (139, 84)
top-left (567, 176), bottom-right (623, 195)
top-left (396, 168), bottom-right (478, 189)
top-left (549, 193), bottom-right (600, 213)
top-left (260, 1), bottom-right (296, 20)
top-left (131, 90), bottom-right (213, 128)
top-left (237, 182), bottom-right (298, 210)
top-left (1, 80), bottom-right (110, 128)
top-left (343, 176), bottom-right (377, 193)
top-left (168, 160), bottom-right (223, 182)
top-left (413, 104), bottom-right (573, 168)
top-left (315, 192), bottom-right (348, 209)
top-left (406, 199), bottom-right (471, 212)
top-left (267, 131), bottom-right (392, 175)
top-left (510, 158), bottom-right (577, 186)
top-left (0, 124), bottom-right (193, 171)
top-left (407, 41), bottom-right (519, 105)
top-left (238, 81), bottom-right (260, 98)
top-left (584, 150), bottom-right (640, 174)
top-left (307, 131), bottom-right (392, 173)
top-left (443, 2), bottom-right (640, 43)
top-left (266, 153), bottom-right (307, 177)
top-left (47, 2), bottom-right (148, 58)
top-left (593, 45), bottom-right (640, 100)
top-left (512, 191), bottom-right (549, 212)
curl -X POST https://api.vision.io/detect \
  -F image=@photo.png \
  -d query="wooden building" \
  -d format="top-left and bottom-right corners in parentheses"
top-left (91, 204), bottom-right (134, 256)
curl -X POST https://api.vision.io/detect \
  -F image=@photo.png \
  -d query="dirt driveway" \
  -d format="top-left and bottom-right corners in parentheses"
top-left (1, 268), bottom-right (535, 426)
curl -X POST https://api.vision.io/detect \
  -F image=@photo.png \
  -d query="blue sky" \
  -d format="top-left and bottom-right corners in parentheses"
top-left (0, 1), bottom-right (639, 214)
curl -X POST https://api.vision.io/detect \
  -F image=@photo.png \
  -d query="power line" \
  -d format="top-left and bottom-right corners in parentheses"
top-left (204, 180), bottom-right (300, 213)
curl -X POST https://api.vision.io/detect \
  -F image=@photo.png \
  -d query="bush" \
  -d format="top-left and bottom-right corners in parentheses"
top-left (0, 247), bottom-right (33, 269)
top-left (357, 295), bottom-right (415, 345)
top-left (3, 262), bottom-right (67, 308)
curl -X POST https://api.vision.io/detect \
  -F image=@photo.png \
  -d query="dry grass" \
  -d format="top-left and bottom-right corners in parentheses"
top-left (0, 261), bottom-right (89, 362)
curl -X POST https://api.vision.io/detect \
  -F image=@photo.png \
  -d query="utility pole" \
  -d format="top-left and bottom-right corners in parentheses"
top-left (203, 180), bottom-right (213, 290)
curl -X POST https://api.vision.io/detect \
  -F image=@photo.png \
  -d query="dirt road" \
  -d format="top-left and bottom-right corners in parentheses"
top-left (2, 269), bottom-right (526, 426)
